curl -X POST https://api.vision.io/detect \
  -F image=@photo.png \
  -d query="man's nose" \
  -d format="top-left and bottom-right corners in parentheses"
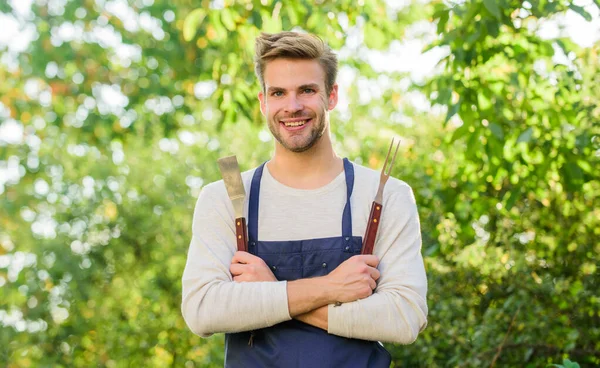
top-left (284, 94), bottom-right (303, 113)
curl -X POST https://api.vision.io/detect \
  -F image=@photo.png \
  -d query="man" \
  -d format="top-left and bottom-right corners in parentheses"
top-left (181, 31), bottom-right (428, 367)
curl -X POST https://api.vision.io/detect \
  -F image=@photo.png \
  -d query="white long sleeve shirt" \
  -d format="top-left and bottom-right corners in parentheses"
top-left (181, 161), bottom-right (428, 344)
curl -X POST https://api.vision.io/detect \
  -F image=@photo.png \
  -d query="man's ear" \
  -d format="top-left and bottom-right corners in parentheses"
top-left (327, 84), bottom-right (339, 111)
top-left (258, 90), bottom-right (266, 116)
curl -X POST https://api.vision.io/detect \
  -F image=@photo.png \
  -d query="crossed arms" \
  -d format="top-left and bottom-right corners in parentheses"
top-left (230, 250), bottom-right (381, 330)
top-left (181, 183), bottom-right (428, 344)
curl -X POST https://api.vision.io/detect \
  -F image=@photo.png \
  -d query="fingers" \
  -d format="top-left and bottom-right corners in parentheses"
top-left (369, 267), bottom-right (381, 281)
top-left (360, 255), bottom-right (380, 267)
top-left (230, 263), bottom-right (246, 276)
top-left (231, 251), bottom-right (249, 264)
top-left (231, 251), bottom-right (259, 264)
top-left (348, 255), bottom-right (380, 280)
top-left (231, 266), bottom-right (251, 282)
top-left (368, 277), bottom-right (377, 290)
top-left (349, 254), bottom-right (379, 267)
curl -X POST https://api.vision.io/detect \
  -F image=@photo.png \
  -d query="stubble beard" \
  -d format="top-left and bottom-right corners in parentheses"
top-left (268, 111), bottom-right (327, 153)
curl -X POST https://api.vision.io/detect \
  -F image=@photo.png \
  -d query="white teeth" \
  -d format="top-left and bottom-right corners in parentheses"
top-left (283, 120), bottom-right (308, 127)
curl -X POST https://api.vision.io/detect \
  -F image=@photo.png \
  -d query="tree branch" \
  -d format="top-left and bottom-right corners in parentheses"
top-left (490, 305), bottom-right (521, 368)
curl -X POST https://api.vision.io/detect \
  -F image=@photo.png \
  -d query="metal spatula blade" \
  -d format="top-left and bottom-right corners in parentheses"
top-left (217, 155), bottom-right (246, 219)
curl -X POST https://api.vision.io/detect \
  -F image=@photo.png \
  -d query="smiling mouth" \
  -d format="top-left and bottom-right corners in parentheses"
top-left (281, 118), bottom-right (311, 127)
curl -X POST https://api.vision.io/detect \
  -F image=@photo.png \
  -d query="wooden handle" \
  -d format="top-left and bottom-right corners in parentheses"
top-left (361, 202), bottom-right (382, 255)
top-left (235, 217), bottom-right (248, 252)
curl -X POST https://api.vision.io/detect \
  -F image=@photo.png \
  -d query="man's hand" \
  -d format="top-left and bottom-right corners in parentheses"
top-left (286, 255), bottom-right (380, 317)
top-left (324, 255), bottom-right (380, 303)
top-left (230, 251), bottom-right (277, 282)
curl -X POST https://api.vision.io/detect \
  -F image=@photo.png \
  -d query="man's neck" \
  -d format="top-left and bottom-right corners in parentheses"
top-left (267, 134), bottom-right (343, 190)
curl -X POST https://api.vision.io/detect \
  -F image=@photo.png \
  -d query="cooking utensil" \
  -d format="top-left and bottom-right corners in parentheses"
top-left (361, 138), bottom-right (400, 255)
top-left (217, 155), bottom-right (248, 252)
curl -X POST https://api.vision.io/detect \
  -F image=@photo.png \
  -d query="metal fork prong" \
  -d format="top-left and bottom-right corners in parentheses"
top-left (388, 139), bottom-right (400, 175)
top-left (381, 138), bottom-right (394, 177)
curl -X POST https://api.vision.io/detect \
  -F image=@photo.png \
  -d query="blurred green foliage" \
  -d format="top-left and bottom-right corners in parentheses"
top-left (0, 0), bottom-right (598, 367)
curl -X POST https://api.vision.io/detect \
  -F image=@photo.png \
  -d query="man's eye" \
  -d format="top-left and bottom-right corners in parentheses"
top-left (303, 89), bottom-right (315, 94)
top-left (271, 91), bottom-right (283, 97)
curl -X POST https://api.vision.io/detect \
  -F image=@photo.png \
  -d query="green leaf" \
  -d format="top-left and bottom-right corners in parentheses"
top-left (563, 359), bottom-right (581, 368)
top-left (286, 4), bottom-right (300, 25)
top-left (441, 29), bottom-right (458, 45)
top-left (562, 161), bottom-right (584, 192)
top-left (183, 8), bottom-right (206, 42)
top-left (577, 160), bottom-right (592, 173)
top-left (478, 93), bottom-right (492, 110)
top-left (466, 130), bottom-right (481, 157)
top-left (250, 11), bottom-right (263, 28)
top-left (489, 123), bottom-right (504, 140)
top-left (422, 40), bottom-right (443, 53)
top-left (483, 0), bottom-right (501, 20)
top-left (503, 190), bottom-right (519, 211)
top-left (466, 29), bottom-right (481, 45)
top-left (306, 13), bottom-right (320, 29)
top-left (220, 9), bottom-right (236, 32)
top-left (564, 162), bottom-right (583, 181)
top-left (210, 11), bottom-right (228, 41)
top-left (450, 122), bottom-right (470, 142)
top-left (445, 102), bottom-right (460, 123)
top-left (486, 21), bottom-right (500, 38)
top-left (438, 87), bottom-right (452, 104)
top-left (568, 4), bottom-right (592, 21)
top-left (437, 10), bottom-right (449, 34)
top-left (262, 12), bottom-right (282, 33)
top-left (517, 127), bottom-right (533, 143)
top-left (364, 23), bottom-right (387, 50)
top-left (541, 42), bottom-right (555, 56)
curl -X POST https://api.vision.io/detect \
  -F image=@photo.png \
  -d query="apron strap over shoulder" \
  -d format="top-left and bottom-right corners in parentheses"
top-left (341, 157), bottom-right (354, 239)
top-left (247, 162), bottom-right (265, 252)
top-left (247, 158), bottom-right (355, 252)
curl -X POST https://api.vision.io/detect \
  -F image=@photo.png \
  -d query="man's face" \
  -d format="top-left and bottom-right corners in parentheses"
top-left (258, 58), bottom-right (338, 153)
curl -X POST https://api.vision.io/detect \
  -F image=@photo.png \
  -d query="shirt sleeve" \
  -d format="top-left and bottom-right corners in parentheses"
top-left (327, 184), bottom-right (428, 344)
top-left (181, 184), bottom-right (292, 337)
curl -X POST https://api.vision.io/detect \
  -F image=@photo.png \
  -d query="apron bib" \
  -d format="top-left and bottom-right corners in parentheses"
top-left (225, 158), bottom-right (391, 368)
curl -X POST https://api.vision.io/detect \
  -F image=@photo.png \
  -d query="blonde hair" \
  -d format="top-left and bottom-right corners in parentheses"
top-left (254, 31), bottom-right (338, 94)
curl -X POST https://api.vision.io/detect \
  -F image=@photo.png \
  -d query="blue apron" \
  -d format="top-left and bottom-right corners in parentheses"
top-left (224, 158), bottom-right (392, 368)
